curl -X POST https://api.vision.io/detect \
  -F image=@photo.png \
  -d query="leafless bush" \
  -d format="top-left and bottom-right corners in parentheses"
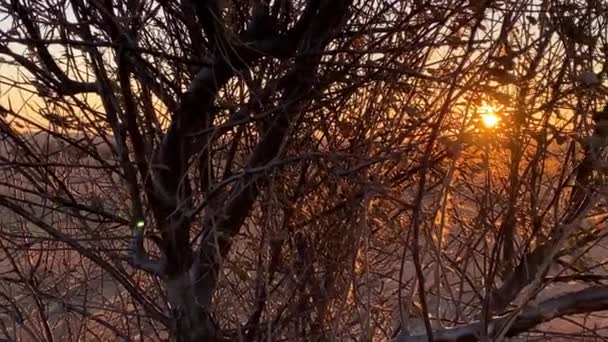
top-left (0, 0), bottom-right (607, 341)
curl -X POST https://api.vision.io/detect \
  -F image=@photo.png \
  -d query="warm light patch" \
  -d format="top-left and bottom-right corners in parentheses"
top-left (478, 103), bottom-right (500, 128)
top-left (481, 112), bottom-right (499, 128)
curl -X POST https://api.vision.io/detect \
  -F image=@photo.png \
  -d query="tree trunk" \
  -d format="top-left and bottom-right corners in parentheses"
top-left (166, 272), bottom-right (218, 342)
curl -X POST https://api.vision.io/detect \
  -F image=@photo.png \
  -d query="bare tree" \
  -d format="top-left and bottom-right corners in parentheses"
top-left (0, 0), bottom-right (607, 341)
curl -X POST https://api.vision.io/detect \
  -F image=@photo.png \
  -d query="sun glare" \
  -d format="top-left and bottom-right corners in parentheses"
top-left (478, 103), bottom-right (500, 128)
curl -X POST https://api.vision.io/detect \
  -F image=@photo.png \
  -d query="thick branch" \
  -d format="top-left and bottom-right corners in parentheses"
top-left (189, 0), bottom-right (226, 47)
top-left (127, 227), bottom-right (166, 276)
top-left (397, 286), bottom-right (608, 342)
top-left (150, 0), bottom-right (351, 279)
top-left (189, 0), bottom-right (354, 309)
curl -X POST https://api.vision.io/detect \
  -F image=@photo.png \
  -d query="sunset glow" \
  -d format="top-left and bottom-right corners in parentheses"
top-left (478, 103), bottom-right (500, 128)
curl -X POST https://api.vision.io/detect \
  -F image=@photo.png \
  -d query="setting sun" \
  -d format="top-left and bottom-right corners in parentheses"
top-left (478, 103), bottom-right (500, 128)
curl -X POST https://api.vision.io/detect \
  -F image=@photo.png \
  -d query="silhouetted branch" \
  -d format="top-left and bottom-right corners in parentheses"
top-left (396, 287), bottom-right (608, 342)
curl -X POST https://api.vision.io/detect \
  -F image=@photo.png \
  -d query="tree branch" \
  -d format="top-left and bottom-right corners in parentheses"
top-left (189, 0), bottom-right (354, 309)
top-left (490, 105), bottom-right (608, 313)
top-left (396, 286), bottom-right (608, 342)
top-left (10, 0), bottom-right (98, 95)
top-left (0, 196), bottom-right (167, 324)
top-left (128, 225), bottom-right (166, 276)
